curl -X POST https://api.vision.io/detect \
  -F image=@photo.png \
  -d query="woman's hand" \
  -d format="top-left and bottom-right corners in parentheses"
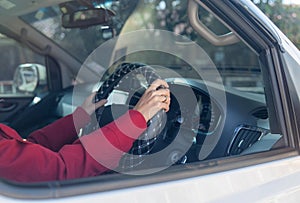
top-left (134, 79), bottom-right (171, 122)
top-left (82, 79), bottom-right (170, 120)
top-left (81, 92), bottom-right (107, 115)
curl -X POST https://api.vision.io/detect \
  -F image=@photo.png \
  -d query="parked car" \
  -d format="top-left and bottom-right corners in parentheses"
top-left (1, 0), bottom-right (300, 202)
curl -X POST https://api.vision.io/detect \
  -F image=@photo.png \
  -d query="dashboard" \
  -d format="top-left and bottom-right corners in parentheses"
top-left (153, 78), bottom-right (269, 163)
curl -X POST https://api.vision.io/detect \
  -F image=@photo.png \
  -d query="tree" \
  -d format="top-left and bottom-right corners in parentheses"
top-left (251, 0), bottom-right (300, 49)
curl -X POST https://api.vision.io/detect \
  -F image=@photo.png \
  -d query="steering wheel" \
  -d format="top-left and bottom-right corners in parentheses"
top-left (86, 62), bottom-right (167, 171)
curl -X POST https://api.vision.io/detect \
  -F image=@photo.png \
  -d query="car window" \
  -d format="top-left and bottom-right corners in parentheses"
top-left (18, 0), bottom-right (285, 163)
top-left (0, 0), bottom-right (290, 190)
top-left (0, 34), bottom-right (47, 97)
top-left (21, 1), bottom-right (262, 95)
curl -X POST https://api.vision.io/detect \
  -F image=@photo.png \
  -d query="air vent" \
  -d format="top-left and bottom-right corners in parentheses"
top-left (227, 125), bottom-right (269, 156)
top-left (252, 108), bottom-right (268, 119)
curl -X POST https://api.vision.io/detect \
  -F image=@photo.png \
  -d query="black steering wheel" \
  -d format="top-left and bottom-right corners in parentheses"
top-left (86, 62), bottom-right (167, 171)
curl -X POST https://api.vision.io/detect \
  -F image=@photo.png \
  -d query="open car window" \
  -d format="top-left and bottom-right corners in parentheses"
top-left (17, 0), bottom-right (284, 167)
top-left (1, 1), bottom-right (295, 200)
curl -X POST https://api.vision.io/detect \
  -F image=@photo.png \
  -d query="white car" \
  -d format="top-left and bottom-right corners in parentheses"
top-left (1, 0), bottom-right (300, 202)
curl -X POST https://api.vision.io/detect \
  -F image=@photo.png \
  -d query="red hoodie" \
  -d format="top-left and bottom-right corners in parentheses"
top-left (0, 107), bottom-right (146, 182)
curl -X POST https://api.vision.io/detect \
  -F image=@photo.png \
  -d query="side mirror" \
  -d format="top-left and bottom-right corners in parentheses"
top-left (13, 63), bottom-right (46, 93)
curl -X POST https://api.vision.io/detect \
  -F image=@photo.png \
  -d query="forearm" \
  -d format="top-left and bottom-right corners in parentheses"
top-left (0, 110), bottom-right (146, 182)
top-left (79, 110), bottom-right (147, 169)
top-left (0, 138), bottom-right (100, 182)
top-left (27, 107), bottom-right (91, 151)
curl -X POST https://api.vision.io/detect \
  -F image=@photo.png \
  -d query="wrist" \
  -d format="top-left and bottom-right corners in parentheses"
top-left (74, 107), bottom-right (91, 125)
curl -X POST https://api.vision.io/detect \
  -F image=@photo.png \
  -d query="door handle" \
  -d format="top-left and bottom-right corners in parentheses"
top-left (0, 99), bottom-right (17, 112)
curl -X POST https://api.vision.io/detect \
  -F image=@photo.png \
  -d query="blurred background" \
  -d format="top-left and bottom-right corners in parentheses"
top-left (252, 0), bottom-right (300, 49)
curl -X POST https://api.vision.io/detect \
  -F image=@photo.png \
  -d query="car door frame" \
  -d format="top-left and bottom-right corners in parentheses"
top-left (1, 0), bottom-right (300, 202)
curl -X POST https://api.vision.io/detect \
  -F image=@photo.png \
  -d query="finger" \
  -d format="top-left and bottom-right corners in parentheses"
top-left (145, 87), bottom-right (170, 97)
top-left (161, 93), bottom-right (171, 111)
top-left (153, 94), bottom-right (170, 110)
top-left (148, 79), bottom-right (169, 91)
top-left (160, 95), bottom-right (168, 102)
top-left (89, 92), bottom-right (97, 98)
top-left (153, 79), bottom-right (169, 88)
top-left (87, 92), bottom-right (97, 102)
top-left (94, 99), bottom-right (107, 109)
top-left (145, 89), bottom-right (170, 104)
top-left (160, 101), bottom-right (170, 112)
top-left (155, 88), bottom-right (170, 96)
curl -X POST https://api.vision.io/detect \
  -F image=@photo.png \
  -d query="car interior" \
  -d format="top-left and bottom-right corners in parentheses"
top-left (0, 0), bottom-right (287, 181)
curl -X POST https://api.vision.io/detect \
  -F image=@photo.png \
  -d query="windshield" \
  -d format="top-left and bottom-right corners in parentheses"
top-left (20, 1), bottom-right (137, 62)
top-left (20, 0), bottom-right (263, 94)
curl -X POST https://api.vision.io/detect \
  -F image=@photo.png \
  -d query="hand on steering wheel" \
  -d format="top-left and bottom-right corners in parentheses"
top-left (81, 92), bottom-right (108, 115)
top-left (133, 79), bottom-right (170, 122)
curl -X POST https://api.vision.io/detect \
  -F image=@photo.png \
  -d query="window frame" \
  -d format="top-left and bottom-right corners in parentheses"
top-left (1, 0), bottom-right (300, 200)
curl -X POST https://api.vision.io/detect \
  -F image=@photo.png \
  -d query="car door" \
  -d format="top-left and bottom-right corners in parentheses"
top-left (1, 0), bottom-right (300, 202)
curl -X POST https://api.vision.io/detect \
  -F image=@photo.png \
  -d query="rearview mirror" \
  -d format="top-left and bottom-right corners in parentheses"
top-left (61, 7), bottom-right (115, 28)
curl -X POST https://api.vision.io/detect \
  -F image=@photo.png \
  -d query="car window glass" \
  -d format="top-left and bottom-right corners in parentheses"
top-left (7, 0), bottom-right (288, 184)
top-left (108, 1), bottom-right (284, 160)
top-left (20, 1), bottom-right (138, 63)
top-left (0, 33), bottom-right (47, 97)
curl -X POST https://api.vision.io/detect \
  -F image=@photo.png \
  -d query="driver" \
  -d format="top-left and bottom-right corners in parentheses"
top-left (0, 79), bottom-right (170, 182)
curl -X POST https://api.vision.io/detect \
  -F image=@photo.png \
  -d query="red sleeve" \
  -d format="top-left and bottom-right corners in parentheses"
top-left (26, 107), bottom-right (91, 152)
top-left (0, 110), bottom-right (146, 182)
top-left (79, 110), bottom-right (147, 170)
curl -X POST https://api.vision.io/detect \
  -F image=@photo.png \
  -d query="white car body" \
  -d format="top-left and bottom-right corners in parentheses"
top-left (1, 0), bottom-right (300, 202)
